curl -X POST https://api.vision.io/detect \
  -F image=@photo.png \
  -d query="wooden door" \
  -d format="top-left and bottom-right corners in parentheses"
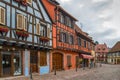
top-left (52, 53), bottom-right (63, 70)
top-left (30, 51), bottom-right (38, 73)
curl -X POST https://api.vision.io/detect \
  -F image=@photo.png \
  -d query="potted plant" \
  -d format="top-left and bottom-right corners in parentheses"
top-left (39, 36), bottom-right (50, 42)
top-left (21, 0), bottom-right (28, 6)
top-left (0, 26), bottom-right (9, 35)
top-left (16, 29), bottom-right (29, 39)
top-left (67, 64), bottom-right (72, 69)
top-left (14, 0), bottom-right (20, 2)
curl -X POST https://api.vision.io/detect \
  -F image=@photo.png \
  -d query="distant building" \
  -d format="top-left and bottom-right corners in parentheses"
top-left (95, 43), bottom-right (108, 63)
top-left (107, 41), bottom-right (120, 64)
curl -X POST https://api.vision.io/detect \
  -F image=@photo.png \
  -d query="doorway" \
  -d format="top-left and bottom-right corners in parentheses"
top-left (52, 53), bottom-right (63, 70)
top-left (2, 54), bottom-right (11, 76)
top-left (30, 51), bottom-right (38, 73)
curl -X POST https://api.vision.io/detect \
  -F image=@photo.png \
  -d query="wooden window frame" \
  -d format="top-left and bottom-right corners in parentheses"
top-left (0, 7), bottom-right (6, 25)
top-left (69, 35), bottom-right (74, 45)
top-left (78, 37), bottom-right (81, 46)
top-left (67, 55), bottom-right (72, 66)
top-left (40, 51), bottom-right (47, 66)
top-left (47, 25), bottom-right (50, 38)
top-left (23, 16), bottom-right (27, 31)
top-left (62, 33), bottom-right (67, 43)
top-left (17, 14), bottom-right (27, 30)
top-left (84, 40), bottom-right (86, 48)
top-left (40, 24), bottom-right (47, 37)
top-left (36, 23), bottom-right (40, 35)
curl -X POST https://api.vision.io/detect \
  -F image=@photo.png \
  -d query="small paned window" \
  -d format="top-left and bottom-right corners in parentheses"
top-left (98, 48), bottom-right (100, 50)
top-left (60, 13), bottom-right (65, 24)
top-left (65, 16), bottom-right (72, 27)
top-left (40, 24), bottom-right (47, 37)
top-left (88, 42), bottom-right (90, 49)
top-left (0, 7), bottom-right (5, 25)
top-left (62, 33), bottom-right (67, 43)
top-left (69, 35), bottom-right (74, 44)
top-left (84, 40), bottom-right (86, 48)
top-left (17, 14), bottom-right (27, 30)
top-left (27, 0), bottom-right (32, 4)
top-left (47, 26), bottom-right (50, 38)
top-left (40, 51), bottom-right (47, 66)
top-left (67, 55), bottom-right (71, 66)
top-left (78, 37), bottom-right (81, 46)
top-left (36, 23), bottom-right (40, 35)
top-left (103, 48), bottom-right (105, 50)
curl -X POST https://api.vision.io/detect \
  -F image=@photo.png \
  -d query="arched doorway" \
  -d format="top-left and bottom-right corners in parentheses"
top-left (52, 53), bottom-right (63, 71)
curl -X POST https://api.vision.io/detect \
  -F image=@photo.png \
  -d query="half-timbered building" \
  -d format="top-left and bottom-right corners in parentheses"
top-left (42, 0), bottom-right (95, 71)
top-left (0, 0), bottom-right (52, 77)
top-left (75, 24), bottom-right (95, 68)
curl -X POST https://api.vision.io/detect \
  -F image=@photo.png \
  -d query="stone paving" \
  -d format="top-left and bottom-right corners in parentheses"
top-left (0, 64), bottom-right (120, 80)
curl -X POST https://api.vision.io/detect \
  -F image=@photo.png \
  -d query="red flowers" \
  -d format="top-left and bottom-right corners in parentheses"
top-left (14, 0), bottom-right (28, 6)
top-left (14, 0), bottom-right (20, 2)
top-left (0, 26), bottom-right (9, 33)
top-left (40, 37), bottom-right (50, 42)
top-left (21, 0), bottom-right (28, 6)
top-left (16, 30), bottom-right (29, 37)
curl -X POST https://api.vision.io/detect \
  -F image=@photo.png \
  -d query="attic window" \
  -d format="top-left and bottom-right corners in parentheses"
top-left (103, 48), bottom-right (105, 50)
top-left (98, 48), bottom-right (100, 50)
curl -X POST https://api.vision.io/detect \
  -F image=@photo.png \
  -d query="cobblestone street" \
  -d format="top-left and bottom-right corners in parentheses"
top-left (1, 64), bottom-right (120, 80)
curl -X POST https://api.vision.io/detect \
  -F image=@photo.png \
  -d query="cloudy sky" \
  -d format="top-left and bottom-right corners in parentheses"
top-left (57, 0), bottom-right (120, 48)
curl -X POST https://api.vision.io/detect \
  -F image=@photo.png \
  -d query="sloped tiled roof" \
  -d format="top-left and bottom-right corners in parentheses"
top-left (74, 24), bottom-right (92, 40)
top-left (95, 43), bottom-right (108, 53)
top-left (109, 41), bottom-right (120, 53)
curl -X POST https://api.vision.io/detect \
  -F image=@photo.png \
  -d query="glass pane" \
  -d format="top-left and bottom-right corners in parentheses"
top-left (14, 52), bottom-right (22, 76)
top-left (2, 52), bottom-right (11, 76)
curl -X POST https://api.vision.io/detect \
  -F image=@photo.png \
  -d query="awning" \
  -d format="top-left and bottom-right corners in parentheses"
top-left (81, 54), bottom-right (93, 59)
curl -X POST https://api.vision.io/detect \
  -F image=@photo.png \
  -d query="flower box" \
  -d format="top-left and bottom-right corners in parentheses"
top-left (39, 37), bottom-right (50, 42)
top-left (0, 26), bottom-right (9, 33)
top-left (16, 30), bottom-right (29, 38)
top-left (14, 0), bottom-right (20, 2)
top-left (14, 0), bottom-right (27, 6)
top-left (21, 0), bottom-right (28, 6)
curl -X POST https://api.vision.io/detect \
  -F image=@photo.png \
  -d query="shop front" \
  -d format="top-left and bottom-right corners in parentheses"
top-left (80, 54), bottom-right (93, 68)
top-left (0, 47), bottom-right (23, 77)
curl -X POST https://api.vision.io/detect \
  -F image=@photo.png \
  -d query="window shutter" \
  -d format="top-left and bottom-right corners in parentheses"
top-left (26, 0), bottom-right (32, 4)
top-left (47, 27), bottom-right (50, 38)
top-left (17, 14), bottom-right (23, 30)
top-left (0, 7), bottom-right (5, 25)
top-left (23, 16), bottom-right (27, 31)
top-left (0, 7), bottom-right (1, 23)
top-left (36, 23), bottom-right (40, 35)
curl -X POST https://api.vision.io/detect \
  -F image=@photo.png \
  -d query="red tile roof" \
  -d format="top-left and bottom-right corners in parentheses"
top-left (95, 43), bottom-right (108, 53)
top-left (74, 24), bottom-right (92, 41)
top-left (57, 6), bottom-right (78, 21)
top-left (109, 41), bottom-right (120, 53)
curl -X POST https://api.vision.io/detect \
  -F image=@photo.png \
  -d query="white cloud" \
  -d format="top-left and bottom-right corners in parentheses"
top-left (57, 0), bottom-right (120, 47)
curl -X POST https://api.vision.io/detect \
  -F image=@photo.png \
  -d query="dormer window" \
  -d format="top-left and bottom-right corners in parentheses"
top-left (98, 48), bottom-right (100, 50)
top-left (103, 48), bottom-right (105, 50)
top-left (0, 7), bottom-right (5, 25)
